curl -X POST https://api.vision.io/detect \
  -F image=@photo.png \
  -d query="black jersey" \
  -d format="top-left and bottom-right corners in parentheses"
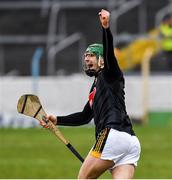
top-left (57, 27), bottom-right (135, 137)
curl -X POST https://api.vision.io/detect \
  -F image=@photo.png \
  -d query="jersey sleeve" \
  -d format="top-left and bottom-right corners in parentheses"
top-left (103, 27), bottom-right (122, 77)
top-left (57, 101), bottom-right (93, 126)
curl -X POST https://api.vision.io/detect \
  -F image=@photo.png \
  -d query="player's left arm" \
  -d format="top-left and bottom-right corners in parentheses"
top-left (57, 101), bottom-right (93, 126)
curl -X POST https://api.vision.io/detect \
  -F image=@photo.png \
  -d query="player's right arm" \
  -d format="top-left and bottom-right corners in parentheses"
top-left (99, 9), bottom-right (122, 77)
top-left (40, 101), bottom-right (93, 128)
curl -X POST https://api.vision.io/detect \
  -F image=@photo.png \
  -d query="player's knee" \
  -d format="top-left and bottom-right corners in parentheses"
top-left (78, 168), bottom-right (99, 179)
top-left (78, 172), bottom-right (97, 179)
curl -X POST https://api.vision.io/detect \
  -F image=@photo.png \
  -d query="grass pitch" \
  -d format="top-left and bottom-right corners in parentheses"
top-left (0, 125), bottom-right (172, 178)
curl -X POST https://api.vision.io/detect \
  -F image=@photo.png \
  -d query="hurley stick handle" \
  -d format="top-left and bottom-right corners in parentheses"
top-left (47, 120), bottom-right (69, 145)
top-left (45, 118), bottom-right (84, 163)
top-left (66, 143), bottom-right (84, 163)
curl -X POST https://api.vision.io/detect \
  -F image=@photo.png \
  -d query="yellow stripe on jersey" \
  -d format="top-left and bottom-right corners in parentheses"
top-left (91, 128), bottom-right (110, 158)
top-left (91, 150), bottom-right (101, 158)
top-left (94, 129), bottom-right (106, 152)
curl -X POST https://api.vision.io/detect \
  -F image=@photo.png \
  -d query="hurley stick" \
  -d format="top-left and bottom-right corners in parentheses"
top-left (17, 94), bottom-right (84, 163)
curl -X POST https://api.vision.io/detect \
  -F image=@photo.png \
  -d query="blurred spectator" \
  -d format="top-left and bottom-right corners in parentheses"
top-left (159, 14), bottom-right (172, 70)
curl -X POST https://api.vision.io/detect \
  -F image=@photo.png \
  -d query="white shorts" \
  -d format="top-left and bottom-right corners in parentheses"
top-left (90, 128), bottom-right (141, 169)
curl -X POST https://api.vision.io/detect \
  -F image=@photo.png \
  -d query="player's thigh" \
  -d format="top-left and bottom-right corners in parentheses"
top-left (111, 164), bottom-right (135, 179)
top-left (78, 153), bottom-right (114, 179)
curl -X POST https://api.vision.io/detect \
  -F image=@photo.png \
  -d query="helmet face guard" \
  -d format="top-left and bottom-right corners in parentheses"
top-left (83, 44), bottom-right (103, 77)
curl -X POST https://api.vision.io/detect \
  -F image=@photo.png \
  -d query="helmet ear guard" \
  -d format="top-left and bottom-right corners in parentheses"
top-left (97, 56), bottom-right (104, 69)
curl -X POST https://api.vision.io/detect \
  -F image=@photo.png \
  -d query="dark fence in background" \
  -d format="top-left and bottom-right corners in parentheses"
top-left (0, 0), bottom-right (169, 76)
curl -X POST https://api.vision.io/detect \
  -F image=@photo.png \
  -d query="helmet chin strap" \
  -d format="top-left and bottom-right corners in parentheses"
top-left (85, 68), bottom-right (102, 77)
top-left (85, 69), bottom-right (97, 77)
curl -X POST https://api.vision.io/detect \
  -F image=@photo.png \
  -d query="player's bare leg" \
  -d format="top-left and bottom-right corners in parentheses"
top-left (78, 153), bottom-right (114, 179)
top-left (111, 164), bottom-right (135, 179)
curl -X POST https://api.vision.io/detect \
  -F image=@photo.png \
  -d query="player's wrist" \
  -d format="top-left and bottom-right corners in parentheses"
top-left (55, 117), bottom-right (58, 125)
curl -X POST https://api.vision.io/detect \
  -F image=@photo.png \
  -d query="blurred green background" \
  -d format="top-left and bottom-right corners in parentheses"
top-left (1, 125), bottom-right (172, 179)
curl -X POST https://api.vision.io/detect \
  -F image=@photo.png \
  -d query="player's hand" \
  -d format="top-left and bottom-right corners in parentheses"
top-left (98, 9), bottom-right (110, 29)
top-left (39, 115), bottom-right (57, 129)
